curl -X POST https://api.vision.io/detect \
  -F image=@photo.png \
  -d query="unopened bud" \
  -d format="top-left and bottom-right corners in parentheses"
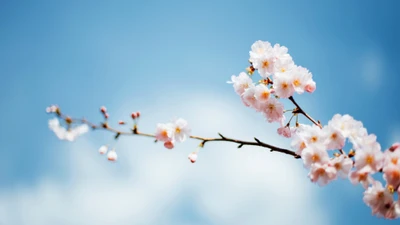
top-left (136, 111), bottom-right (141, 118)
top-left (104, 113), bottom-right (109, 119)
top-left (389, 143), bottom-right (400, 152)
top-left (98, 145), bottom-right (108, 155)
top-left (65, 117), bottom-right (72, 124)
top-left (164, 141), bottom-right (174, 149)
top-left (188, 152), bottom-right (198, 163)
top-left (107, 150), bottom-right (117, 161)
top-left (131, 112), bottom-right (137, 119)
top-left (348, 149), bottom-right (356, 158)
top-left (100, 106), bottom-right (107, 114)
top-left (118, 120), bottom-right (125, 125)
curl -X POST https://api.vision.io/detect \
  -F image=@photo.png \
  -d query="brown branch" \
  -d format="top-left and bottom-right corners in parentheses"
top-left (289, 96), bottom-right (322, 128)
top-left (58, 113), bottom-right (300, 159)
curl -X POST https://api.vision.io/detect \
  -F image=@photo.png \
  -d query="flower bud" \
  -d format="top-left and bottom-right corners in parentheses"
top-left (118, 120), bottom-right (125, 125)
top-left (131, 112), bottom-right (137, 119)
top-left (188, 152), bottom-right (197, 163)
top-left (164, 141), bottom-right (174, 149)
top-left (305, 81), bottom-right (316, 93)
top-left (389, 143), bottom-right (400, 152)
top-left (100, 106), bottom-right (107, 114)
top-left (104, 113), bottom-right (109, 119)
top-left (107, 150), bottom-right (117, 161)
top-left (136, 111), bottom-right (141, 118)
top-left (98, 145), bottom-right (108, 155)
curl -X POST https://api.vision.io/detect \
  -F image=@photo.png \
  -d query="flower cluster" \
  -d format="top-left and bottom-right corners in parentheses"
top-left (290, 114), bottom-right (400, 219)
top-left (228, 40), bottom-right (316, 125)
top-left (155, 118), bottom-right (191, 150)
top-left (48, 118), bottom-right (89, 142)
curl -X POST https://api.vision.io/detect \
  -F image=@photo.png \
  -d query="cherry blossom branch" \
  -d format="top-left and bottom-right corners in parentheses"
top-left (289, 96), bottom-right (322, 129)
top-left (57, 112), bottom-right (300, 159)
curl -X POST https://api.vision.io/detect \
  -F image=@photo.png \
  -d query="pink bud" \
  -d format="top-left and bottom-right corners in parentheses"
top-left (104, 113), bottom-right (109, 119)
top-left (270, 89), bottom-right (275, 94)
top-left (136, 111), bottom-right (141, 118)
top-left (305, 81), bottom-right (316, 93)
top-left (389, 143), bottom-right (400, 152)
top-left (131, 112), bottom-right (137, 119)
top-left (100, 106), bottom-right (107, 114)
top-left (118, 120), bottom-right (125, 125)
top-left (188, 153), bottom-right (197, 163)
top-left (164, 141), bottom-right (174, 149)
top-left (107, 150), bottom-right (117, 161)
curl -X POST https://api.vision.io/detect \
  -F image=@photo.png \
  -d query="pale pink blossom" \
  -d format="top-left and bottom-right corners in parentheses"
top-left (384, 148), bottom-right (400, 166)
top-left (241, 86), bottom-right (258, 108)
top-left (291, 134), bottom-right (308, 155)
top-left (262, 98), bottom-right (284, 123)
top-left (273, 75), bottom-right (295, 98)
top-left (323, 125), bottom-right (345, 150)
top-left (299, 124), bottom-right (325, 147)
top-left (301, 144), bottom-right (329, 168)
top-left (349, 167), bottom-right (374, 189)
top-left (228, 72), bottom-right (254, 95)
top-left (172, 118), bottom-right (191, 143)
top-left (354, 142), bottom-right (384, 173)
top-left (274, 54), bottom-right (294, 73)
top-left (277, 126), bottom-right (292, 138)
top-left (46, 105), bottom-right (58, 113)
top-left (155, 123), bottom-right (174, 142)
top-left (383, 163), bottom-right (400, 190)
top-left (291, 66), bottom-right (312, 94)
top-left (188, 152), bottom-right (198, 163)
top-left (329, 155), bottom-right (353, 178)
top-left (98, 145), bottom-right (108, 155)
top-left (253, 54), bottom-right (276, 78)
top-left (107, 150), bottom-right (117, 162)
top-left (308, 163), bottom-right (337, 186)
top-left (254, 84), bottom-right (271, 103)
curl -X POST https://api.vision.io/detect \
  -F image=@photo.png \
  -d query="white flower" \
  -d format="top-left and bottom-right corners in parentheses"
top-left (291, 66), bottom-right (312, 94)
top-left (363, 181), bottom-right (396, 218)
top-left (249, 40), bottom-right (273, 63)
top-left (349, 167), bottom-right (374, 189)
top-left (228, 72), bottom-right (254, 95)
top-left (172, 118), bottom-right (191, 143)
top-left (323, 125), bottom-right (345, 150)
top-left (48, 118), bottom-right (89, 142)
top-left (254, 84), bottom-right (271, 103)
top-left (188, 152), bottom-right (198, 163)
top-left (274, 54), bottom-right (294, 73)
top-left (354, 141), bottom-right (384, 173)
top-left (272, 74), bottom-right (294, 98)
top-left (241, 86), bottom-right (258, 109)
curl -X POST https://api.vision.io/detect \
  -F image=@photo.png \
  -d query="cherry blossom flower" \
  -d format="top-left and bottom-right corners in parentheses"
top-left (274, 54), bottom-right (294, 73)
top-left (354, 142), bottom-right (384, 173)
top-left (329, 155), bottom-right (353, 178)
top-left (308, 163), bottom-right (337, 186)
top-left (323, 125), bottom-right (345, 150)
top-left (241, 86), bottom-right (258, 108)
top-left (249, 40), bottom-right (272, 63)
top-left (291, 66), bottom-right (313, 94)
top-left (172, 118), bottom-right (191, 143)
top-left (155, 123), bottom-right (174, 142)
top-left (254, 84), bottom-right (271, 103)
top-left (305, 80), bottom-right (316, 93)
top-left (98, 145), bottom-right (108, 155)
top-left (301, 144), bottom-right (329, 168)
top-left (273, 75), bottom-right (295, 98)
top-left (48, 118), bottom-right (89, 142)
top-left (383, 163), bottom-right (400, 191)
top-left (262, 98), bottom-right (284, 123)
top-left (46, 105), bottom-right (58, 113)
top-left (228, 72), bottom-right (254, 95)
top-left (384, 147), bottom-right (400, 166)
top-left (349, 167), bottom-right (374, 189)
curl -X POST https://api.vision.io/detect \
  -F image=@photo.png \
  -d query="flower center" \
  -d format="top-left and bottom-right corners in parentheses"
top-left (281, 83), bottom-right (288, 89)
top-left (312, 154), bottom-right (320, 162)
top-left (391, 158), bottom-right (398, 165)
top-left (331, 133), bottom-right (337, 140)
top-left (311, 136), bottom-right (318, 143)
top-left (366, 155), bottom-right (374, 165)
top-left (262, 60), bottom-right (270, 68)
top-left (293, 79), bottom-right (301, 87)
top-left (161, 130), bottom-right (168, 137)
top-left (175, 127), bottom-right (181, 134)
top-left (262, 91), bottom-right (269, 99)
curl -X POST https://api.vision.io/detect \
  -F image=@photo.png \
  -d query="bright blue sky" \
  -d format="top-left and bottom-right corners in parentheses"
top-left (1, 0), bottom-right (400, 224)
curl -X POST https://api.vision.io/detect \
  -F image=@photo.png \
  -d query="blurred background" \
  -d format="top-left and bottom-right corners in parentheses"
top-left (0, 0), bottom-right (399, 224)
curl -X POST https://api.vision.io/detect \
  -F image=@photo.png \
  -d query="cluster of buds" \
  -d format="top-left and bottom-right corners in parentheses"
top-left (155, 118), bottom-right (191, 150)
top-left (98, 145), bottom-right (118, 162)
top-left (100, 106), bottom-right (109, 119)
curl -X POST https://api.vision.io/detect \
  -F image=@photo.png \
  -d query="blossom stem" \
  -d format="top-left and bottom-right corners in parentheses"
top-left (57, 113), bottom-right (300, 159)
top-left (288, 96), bottom-right (322, 128)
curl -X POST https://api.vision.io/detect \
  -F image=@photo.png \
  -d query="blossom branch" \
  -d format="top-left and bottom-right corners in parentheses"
top-left (56, 112), bottom-right (300, 159)
top-left (289, 96), bottom-right (322, 129)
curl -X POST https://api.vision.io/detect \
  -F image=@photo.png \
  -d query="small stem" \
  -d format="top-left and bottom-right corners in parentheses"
top-left (289, 96), bottom-right (322, 128)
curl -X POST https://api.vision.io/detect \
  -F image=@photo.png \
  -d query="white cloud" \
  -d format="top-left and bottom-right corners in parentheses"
top-left (359, 47), bottom-right (384, 90)
top-left (0, 94), bottom-right (331, 225)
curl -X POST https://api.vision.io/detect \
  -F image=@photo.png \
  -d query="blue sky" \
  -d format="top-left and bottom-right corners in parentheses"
top-left (1, 0), bottom-right (400, 224)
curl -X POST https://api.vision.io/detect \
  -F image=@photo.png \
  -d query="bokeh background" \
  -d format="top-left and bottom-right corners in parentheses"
top-left (1, 0), bottom-right (399, 224)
